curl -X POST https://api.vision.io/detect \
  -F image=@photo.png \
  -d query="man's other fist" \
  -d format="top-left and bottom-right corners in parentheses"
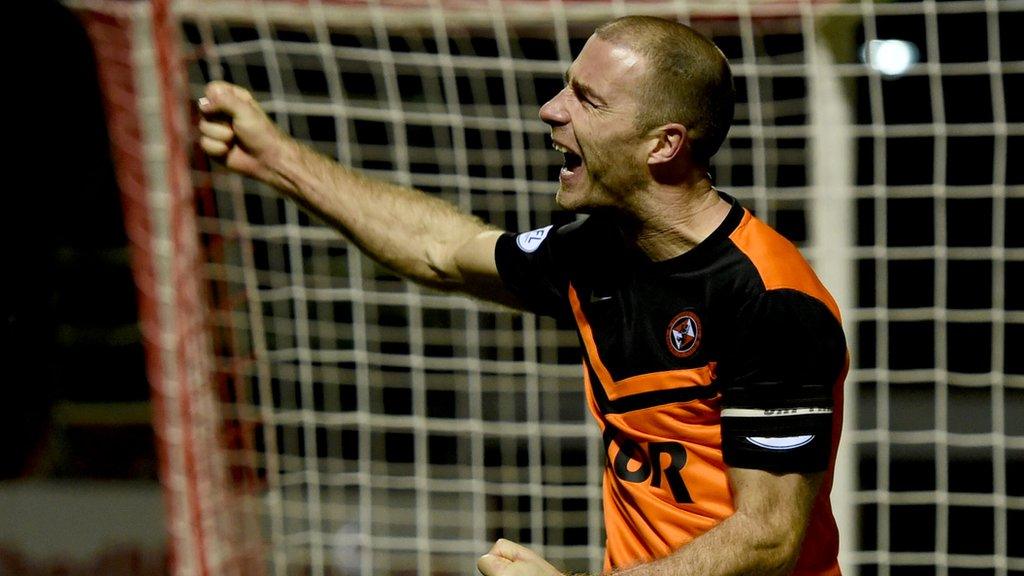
top-left (477, 539), bottom-right (564, 576)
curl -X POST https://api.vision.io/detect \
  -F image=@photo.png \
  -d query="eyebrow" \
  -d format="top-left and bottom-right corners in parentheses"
top-left (563, 69), bottom-right (606, 105)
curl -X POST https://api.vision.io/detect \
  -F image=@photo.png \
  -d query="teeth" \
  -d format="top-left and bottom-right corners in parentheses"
top-left (553, 143), bottom-right (570, 154)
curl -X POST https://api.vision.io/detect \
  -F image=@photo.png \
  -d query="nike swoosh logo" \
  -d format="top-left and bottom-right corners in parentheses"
top-left (589, 294), bottom-right (613, 303)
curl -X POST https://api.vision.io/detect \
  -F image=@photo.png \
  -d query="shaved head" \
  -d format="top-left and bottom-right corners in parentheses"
top-left (595, 16), bottom-right (735, 165)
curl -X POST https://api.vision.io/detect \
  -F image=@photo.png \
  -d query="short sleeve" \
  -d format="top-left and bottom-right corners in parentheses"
top-left (494, 224), bottom-right (572, 318)
top-left (720, 289), bottom-right (848, 473)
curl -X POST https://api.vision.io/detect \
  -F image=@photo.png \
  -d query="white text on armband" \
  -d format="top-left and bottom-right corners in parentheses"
top-left (721, 407), bottom-right (833, 418)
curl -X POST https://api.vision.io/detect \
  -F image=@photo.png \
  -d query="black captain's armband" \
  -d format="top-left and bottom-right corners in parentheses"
top-left (721, 406), bottom-right (835, 473)
top-left (720, 288), bottom-right (847, 473)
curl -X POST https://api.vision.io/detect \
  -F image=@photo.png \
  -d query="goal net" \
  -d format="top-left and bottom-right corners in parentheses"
top-left (70, 0), bottom-right (1022, 575)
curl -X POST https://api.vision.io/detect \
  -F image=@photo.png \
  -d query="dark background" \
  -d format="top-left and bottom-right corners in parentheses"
top-left (3, 1), bottom-right (154, 481)
top-left (3, 1), bottom-right (1020, 574)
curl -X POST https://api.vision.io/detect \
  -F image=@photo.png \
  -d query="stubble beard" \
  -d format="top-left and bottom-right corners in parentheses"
top-left (555, 134), bottom-right (648, 213)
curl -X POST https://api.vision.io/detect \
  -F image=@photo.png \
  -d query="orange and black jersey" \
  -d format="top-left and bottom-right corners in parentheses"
top-left (494, 193), bottom-right (848, 575)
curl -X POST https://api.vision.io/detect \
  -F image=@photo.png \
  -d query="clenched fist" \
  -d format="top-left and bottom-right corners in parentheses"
top-left (197, 81), bottom-right (290, 185)
top-left (477, 539), bottom-right (565, 576)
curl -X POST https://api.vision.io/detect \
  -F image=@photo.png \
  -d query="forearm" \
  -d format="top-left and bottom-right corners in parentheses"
top-left (266, 137), bottom-right (497, 288)
top-left (612, 510), bottom-right (803, 576)
top-left (611, 469), bottom-right (821, 576)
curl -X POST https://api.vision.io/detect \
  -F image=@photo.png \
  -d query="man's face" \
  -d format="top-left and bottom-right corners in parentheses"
top-left (539, 36), bottom-right (651, 212)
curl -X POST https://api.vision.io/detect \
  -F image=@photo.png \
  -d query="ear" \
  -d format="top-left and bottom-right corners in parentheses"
top-left (646, 123), bottom-right (689, 166)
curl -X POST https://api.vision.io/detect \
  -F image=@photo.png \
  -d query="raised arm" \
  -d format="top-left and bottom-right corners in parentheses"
top-left (198, 81), bottom-right (515, 306)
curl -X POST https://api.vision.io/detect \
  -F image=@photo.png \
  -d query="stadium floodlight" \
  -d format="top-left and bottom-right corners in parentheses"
top-left (861, 39), bottom-right (919, 77)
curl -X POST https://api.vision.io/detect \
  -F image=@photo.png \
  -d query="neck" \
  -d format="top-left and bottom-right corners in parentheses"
top-left (617, 175), bottom-right (731, 262)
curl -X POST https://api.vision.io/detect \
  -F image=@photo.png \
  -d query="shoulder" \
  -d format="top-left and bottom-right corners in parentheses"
top-left (553, 214), bottom-right (614, 245)
top-left (507, 214), bottom-right (606, 247)
top-left (541, 214), bottom-right (625, 267)
top-left (727, 211), bottom-right (841, 322)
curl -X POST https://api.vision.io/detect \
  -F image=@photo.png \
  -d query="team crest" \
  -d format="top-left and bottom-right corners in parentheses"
top-left (666, 311), bottom-right (701, 358)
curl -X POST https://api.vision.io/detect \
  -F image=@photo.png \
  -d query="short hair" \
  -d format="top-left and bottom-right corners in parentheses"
top-left (595, 16), bottom-right (735, 165)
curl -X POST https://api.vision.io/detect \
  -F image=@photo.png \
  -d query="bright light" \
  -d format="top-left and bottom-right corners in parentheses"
top-left (861, 39), bottom-right (919, 77)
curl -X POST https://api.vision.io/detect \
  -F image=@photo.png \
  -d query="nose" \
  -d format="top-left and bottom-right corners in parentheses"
top-left (539, 88), bottom-right (569, 126)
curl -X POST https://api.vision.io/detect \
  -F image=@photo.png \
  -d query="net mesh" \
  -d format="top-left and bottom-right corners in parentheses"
top-left (183, 4), bottom-right (846, 574)
top-left (72, 0), bottom-right (1023, 574)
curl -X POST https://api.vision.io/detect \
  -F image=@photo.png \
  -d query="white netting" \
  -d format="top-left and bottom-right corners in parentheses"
top-left (74, 0), bottom-right (1022, 574)
top-left (844, 2), bottom-right (1023, 575)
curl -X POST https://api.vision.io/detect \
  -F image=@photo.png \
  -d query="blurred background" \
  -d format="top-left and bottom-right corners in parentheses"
top-left (2, 2), bottom-right (165, 573)
top-left (3, 0), bottom-right (1021, 575)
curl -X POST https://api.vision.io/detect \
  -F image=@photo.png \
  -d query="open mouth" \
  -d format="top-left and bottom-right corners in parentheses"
top-left (553, 142), bottom-right (583, 175)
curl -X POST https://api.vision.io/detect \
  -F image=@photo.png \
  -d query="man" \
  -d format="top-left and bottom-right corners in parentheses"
top-left (199, 15), bottom-right (847, 576)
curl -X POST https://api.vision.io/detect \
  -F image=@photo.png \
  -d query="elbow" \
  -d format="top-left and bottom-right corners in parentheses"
top-left (366, 246), bottom-right (456, 290)
top-left (761, 540), bottom-right (803, 576)
top-left (423, 244), bottom-right (461, 286)
top-left (428, 228), bottom-right (497, 290)
top-left (753, 532), bottom-right (805, 576)
top-left (736, 513), bottom-right (806, 576)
